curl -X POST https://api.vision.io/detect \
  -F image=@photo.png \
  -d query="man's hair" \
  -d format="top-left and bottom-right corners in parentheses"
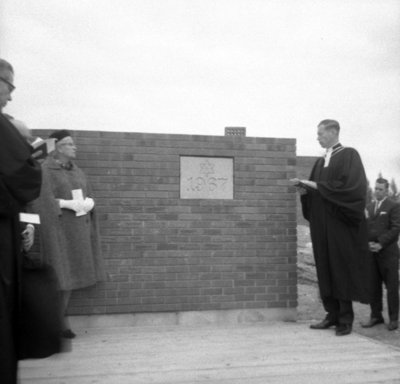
top-left (376, 177), bottom-right (389, 189)
top-left (0, 58), bottom-right (14, 75)
top-left (318, 119), bottom-right (340, 134)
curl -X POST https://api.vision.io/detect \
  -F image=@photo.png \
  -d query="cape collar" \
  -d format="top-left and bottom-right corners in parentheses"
top-left (56, 159), bottom-right (74, 170)
top-left (46, 156), bottom-right (75, 171)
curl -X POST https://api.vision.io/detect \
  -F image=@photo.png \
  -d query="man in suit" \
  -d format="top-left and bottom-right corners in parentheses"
top-left (362, 178), bottom-right (400, 331)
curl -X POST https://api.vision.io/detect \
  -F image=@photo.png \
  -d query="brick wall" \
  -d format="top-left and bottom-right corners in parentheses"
top-left (33, 130), bottom-right (297, 315)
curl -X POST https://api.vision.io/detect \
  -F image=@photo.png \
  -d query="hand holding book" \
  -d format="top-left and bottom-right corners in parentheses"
top-left (290, 178), bottom-right (317, 193)
top-left (31, 138), bottom-right (56, 160)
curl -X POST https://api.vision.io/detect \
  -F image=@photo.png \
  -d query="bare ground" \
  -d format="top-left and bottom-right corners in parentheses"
top-left (296, 225), bottom-right (400, 349)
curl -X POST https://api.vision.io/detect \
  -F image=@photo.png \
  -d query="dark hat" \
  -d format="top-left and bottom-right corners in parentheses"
top-left (49, 129), bottom-right (71, 142)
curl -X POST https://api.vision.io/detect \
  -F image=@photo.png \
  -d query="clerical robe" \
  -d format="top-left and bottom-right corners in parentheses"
top-left (301, 144), bottom-right (369, 303)
top-left (0, 113), bottom-right (42, 383)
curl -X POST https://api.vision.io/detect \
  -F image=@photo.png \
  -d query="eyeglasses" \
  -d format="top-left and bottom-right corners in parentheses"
top-left (58, 141), bottom-right (76, 147)
top-left (0, 77), bottom-right (16, 93)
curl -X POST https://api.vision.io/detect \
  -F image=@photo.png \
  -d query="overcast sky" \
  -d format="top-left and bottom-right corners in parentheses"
top-left (1, 0), bottom-right (399, 184)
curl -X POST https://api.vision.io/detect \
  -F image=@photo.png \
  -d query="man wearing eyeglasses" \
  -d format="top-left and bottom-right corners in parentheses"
top-left (0, 61), bottom-right (15, 109)
top-left (0, 58), bottom-right (42, 384)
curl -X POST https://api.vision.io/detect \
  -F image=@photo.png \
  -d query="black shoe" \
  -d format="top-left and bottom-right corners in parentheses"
top-left (310, 319), bottom-right (338, 330)
top-left (336, 324), bottom-right (352, 336)
top-left (388, 321), bottom-right (398, 331)
top-left (61, 329), bottom-right (76, 339)
top-left (361, 317), bottom-right (384, 328)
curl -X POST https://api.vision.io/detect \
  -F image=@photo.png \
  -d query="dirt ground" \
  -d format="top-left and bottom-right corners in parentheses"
top-left (296, 225), bottom-right (400, 349)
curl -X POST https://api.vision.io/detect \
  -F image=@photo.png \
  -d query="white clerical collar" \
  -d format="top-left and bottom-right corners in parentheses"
top-left (324, 143), bottom-right (343, 168)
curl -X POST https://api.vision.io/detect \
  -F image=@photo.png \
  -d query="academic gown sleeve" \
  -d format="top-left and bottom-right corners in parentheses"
top-left (0, 114), bottom-right (42, 213)
top-left (300, 158), bottom-right (324, 222)
top-left (315, 148), bottom-right (367, 225)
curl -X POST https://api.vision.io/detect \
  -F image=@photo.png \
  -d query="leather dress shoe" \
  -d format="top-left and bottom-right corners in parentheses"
top-left (335, 324), bottom-right (352, 336)
top-left (387, 320), bottom-right (398, 331)
top-left (310, 319), bottom-right (338, 330)
top-left (361, 317), bottom-right (384, 328)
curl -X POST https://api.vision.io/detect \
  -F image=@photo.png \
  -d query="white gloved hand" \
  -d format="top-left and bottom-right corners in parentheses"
top-left (82, 197), bottom-right (95, 213)
top-left (59, 199), bottom-right (85, 213)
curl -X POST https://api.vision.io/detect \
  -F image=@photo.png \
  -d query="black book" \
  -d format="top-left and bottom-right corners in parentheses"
top-left (31, 138), bottom-right (56, 160)
top-left (293, 181), bottom-right (315, 192)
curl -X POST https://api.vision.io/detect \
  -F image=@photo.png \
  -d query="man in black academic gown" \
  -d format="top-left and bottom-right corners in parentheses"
top-left (292, 119), bottom-right (369, 336)
top-left (0, 58), bottom-right (42, 383)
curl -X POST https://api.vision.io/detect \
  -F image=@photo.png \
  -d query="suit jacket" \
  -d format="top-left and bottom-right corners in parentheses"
top-left (367, 197), bottom-right (400, 258)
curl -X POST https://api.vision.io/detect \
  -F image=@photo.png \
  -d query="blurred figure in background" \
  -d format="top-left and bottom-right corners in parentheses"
top-left (362, 178), bottom-right (400, 331)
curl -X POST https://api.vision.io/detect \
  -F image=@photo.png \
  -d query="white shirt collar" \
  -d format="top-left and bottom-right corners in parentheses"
top-left (376, 197), bottom-right (387, 206)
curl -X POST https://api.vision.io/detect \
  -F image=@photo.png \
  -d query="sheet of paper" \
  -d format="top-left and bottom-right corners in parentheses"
top-left (31, 137), bottom-right (43, 147)
top-left (46, 138), bottom-right (56, 153)
top-left (72, 189), bottom-right (86, 216)
top-left (72, 189), bottom-right (84, 200)
top-left (19, 212), bottom-right (41, 224)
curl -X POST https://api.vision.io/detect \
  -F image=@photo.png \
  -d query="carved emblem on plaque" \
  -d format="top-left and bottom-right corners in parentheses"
top-left (180, 157), bottom-right (233, 199)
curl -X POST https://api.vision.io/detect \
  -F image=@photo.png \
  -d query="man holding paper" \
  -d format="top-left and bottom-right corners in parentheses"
top-left (34, 129), bottom-right (105, 338)
top-left (291, 119), bottom-right (370, 336)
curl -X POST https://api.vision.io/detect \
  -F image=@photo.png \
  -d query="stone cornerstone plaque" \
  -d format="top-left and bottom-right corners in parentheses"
top-left (180, 156), bottom-right (233, 199)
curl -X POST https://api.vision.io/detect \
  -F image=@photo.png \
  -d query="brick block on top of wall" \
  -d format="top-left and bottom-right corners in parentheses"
top-left (32, 130), bottom-right (297, 315)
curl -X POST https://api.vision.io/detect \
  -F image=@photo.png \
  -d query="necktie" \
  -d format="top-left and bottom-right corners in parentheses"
top-left (374, 201), bottom-right (380, 215)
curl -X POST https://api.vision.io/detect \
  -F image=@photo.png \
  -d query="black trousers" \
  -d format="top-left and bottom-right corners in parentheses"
top-left (369, 251), bottom-right (399, 322)
top-left (322, 296), bottom-right (354, 325)
top-left (0, 218), bottom-right (18, 384)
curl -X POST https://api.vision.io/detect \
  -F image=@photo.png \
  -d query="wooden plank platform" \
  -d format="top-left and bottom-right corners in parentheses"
top-left (19, 322), bottom-right (400, 383)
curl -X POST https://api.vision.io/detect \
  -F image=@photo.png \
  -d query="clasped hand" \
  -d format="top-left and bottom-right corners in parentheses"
top-left (368, 242), bottom-right (382, 253)
top-left (59, 197), bottom-right (95, 214)
top-left (289, 178), bottom-right (317, 195)
top-left (21, 225), bottom-right (34, 251)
